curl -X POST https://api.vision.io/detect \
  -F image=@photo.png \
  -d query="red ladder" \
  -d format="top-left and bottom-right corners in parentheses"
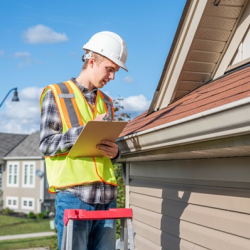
top-left (61, 208), bottom-right (134, 250)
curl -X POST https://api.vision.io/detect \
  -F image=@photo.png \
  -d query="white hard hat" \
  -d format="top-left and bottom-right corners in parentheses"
top-left (83, 31), bottom-right (128, 71)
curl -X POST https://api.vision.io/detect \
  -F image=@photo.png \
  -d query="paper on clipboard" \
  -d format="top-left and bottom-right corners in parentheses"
top-left (68, 121), bottom-right (128, 158)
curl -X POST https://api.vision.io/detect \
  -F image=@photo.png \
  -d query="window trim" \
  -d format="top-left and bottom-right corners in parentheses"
top-left (226, 57), bottom-right (250, 74)
top-left (6, 196), bottom-right (18, 209)
top-left (21, 197), bottom-right (34, 210)
top-left (7, 162), bottom-right (19, 187)
top-left (22, 161), bottom-right (36, 188)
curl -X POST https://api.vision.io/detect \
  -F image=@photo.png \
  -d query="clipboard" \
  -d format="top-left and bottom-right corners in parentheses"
top-left (68, 121), bottom-right (128, 158)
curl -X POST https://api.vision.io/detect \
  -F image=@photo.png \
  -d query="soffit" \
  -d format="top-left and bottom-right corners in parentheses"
top-left (152, 0), bottom-right (248, 112)
top-left (174, 0), bottom-right (247, 101)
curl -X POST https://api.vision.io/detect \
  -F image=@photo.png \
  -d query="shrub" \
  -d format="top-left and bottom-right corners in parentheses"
top-left (1, 207), bottom-right (14, 215)
top-left (113, 163), bottom-right (126, 239)
top-left (19, 212), bottom-right (26, 218)
top-left (37, 212), bottom-right (44, 219)
top-left (28, 212), bottom-right (36, 219)
top-left (45, 210), bottom-right (50, 216)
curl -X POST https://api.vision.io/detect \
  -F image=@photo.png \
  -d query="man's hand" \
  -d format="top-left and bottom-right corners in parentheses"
top-left (96, 140), bottom-right (118, 159)
top-left (94, 113), bottom-right (106, 121)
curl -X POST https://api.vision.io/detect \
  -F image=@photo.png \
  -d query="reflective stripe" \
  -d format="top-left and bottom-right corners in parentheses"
top-left (99, 90), bottom-right (114, 120)
top-left (59, 94), bottom-right (75, 98)
top-left (57, 82), bottom-right (80, 128)
top-left (41, 80), bottom-right (117, 193)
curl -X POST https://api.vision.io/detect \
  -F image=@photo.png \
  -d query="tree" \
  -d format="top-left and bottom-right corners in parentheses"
top-left (113, 97), bottom-right (131, 121)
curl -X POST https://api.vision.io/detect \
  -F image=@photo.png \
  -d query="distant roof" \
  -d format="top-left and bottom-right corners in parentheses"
top-left (120, 63), bottom-right (250, 137)
top-left (0, 133), bottom-right (28, 158)
top-left (6, 131), bottom-right (43, 158)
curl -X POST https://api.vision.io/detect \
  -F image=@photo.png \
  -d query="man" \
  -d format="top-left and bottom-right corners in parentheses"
top-left (39, 31), bottom-right (128, 250)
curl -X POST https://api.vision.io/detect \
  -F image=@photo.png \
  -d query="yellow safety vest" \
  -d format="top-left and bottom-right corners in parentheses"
top-left (40, 80), bottom-right (117, 193)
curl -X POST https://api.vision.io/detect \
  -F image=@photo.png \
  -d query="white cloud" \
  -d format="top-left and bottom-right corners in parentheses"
top-left (23, 25), bottom-right (68, 44)
top-left (14, 51), bottom-right (31, 58)
top-left (123, 76), bottom-right (134, 83)
top-left (0, 87), bottom-right (43, 134)
top-left (0, 90), bottom-right (151, 134)
top-left (0, 50), bottom-right (5, 56)
top-left (114, 94), bottom-right (151, 119)
top-left (13, 51), bottom-right (32, 69)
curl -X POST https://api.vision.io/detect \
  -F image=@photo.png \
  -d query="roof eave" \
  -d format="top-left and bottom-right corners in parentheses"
top-left (118, 97), bottom-right (250, 162)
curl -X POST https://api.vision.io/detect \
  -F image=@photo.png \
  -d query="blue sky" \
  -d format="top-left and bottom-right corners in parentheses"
top-left (0, 0), bottom-right (186, 134)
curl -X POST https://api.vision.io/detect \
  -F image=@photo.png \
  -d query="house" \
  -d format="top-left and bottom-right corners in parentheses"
top-left (0, 132), bottom-right (28, 210)
top-left (117, 0), bottom-right (250, 249)
top-left (1, 131), bottom-right (55, 214)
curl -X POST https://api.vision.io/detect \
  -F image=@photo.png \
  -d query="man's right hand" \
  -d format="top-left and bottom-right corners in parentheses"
top-left (94, 113), bottom-right (107, 121)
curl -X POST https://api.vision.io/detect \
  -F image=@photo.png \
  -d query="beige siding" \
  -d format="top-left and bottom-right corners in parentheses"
top-left (3, 159), bottom-right (46, 213)
top-left (129, 157), bottom-right (250, 250)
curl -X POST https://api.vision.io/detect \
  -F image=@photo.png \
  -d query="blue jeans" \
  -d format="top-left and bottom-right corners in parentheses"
top-left (55, 191), bottom-right (116, 250)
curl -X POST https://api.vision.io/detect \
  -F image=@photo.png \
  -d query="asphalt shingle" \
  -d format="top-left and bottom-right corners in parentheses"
top-left (120, 64), bottom-right (250, 137)
top-left (6, 131), bottom-right (43, 157)
top-left (0, 133), bottom-right (28, 158)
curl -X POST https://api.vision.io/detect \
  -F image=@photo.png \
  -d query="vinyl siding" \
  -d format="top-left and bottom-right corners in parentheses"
top-left (128, 157), bottom-right (250, 250)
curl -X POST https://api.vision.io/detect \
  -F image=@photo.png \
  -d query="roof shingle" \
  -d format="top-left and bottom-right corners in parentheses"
top-left (6, 131), bottom-right (43, 158)
top-left (120, 64), bottom-right (250, 137)
top-left (0, 133), bottom-right (28, 158)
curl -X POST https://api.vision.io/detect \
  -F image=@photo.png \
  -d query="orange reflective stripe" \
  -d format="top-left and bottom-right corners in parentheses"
top-left (71, 83), bottom-right (95, 120)
top-left (89, 103), bottom-right (101, 115)
top-left (53, 84), bottom-right (72, 129)
top-left (92, 157), bottom-right (118, 186)
top-left (64, 81), bottom-right (84, 126)
top-left (45, 152), bottom-right (68, 159)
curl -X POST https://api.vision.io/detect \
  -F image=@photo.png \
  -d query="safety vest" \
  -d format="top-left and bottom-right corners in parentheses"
top-left (40, 80), bottom-right (117, 193)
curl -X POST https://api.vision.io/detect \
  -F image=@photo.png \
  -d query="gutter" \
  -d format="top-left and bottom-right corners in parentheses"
top-left (117, 96), bottom-right (250, 155)
top-left (3, 156), bottom-right (44, 160)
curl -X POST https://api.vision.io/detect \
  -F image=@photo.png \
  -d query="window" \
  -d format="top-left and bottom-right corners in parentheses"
top-left (21, 197), bottom-right (34, 210)
top-left (230, 26), bottom-right (250, 66)
top-left (7, 162), bottom-right (19, 187)
top-left (6, 196), bottom-right (18, 209)
top-left (22, 162), bottom-right (35, 188)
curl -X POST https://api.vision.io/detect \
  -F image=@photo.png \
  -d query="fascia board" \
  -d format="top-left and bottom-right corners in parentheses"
top-left (3, 156), bottom-right (44, 160)
top-left (117, 97), bottom-right (250, 156)
top-left (154, 0), bottom-right (207, 110)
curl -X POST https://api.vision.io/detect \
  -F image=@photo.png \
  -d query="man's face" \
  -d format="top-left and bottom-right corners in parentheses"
top-left (90, 57), bottom-right (120, 89)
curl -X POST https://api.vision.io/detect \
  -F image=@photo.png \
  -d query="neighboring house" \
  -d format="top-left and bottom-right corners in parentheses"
top-left (117, 1), bottom-right (250, 250)
top-left (0, 132), bottom-right (28, 211)
top-left (1, 131), bottom-right (55, 214)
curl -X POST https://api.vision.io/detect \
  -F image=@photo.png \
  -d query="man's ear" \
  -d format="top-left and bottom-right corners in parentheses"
top-left (88, 57), bottom-right (95, 68)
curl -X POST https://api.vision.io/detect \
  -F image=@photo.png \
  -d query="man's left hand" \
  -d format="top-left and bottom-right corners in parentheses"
top-left (96, 140), bottom-right (118, 159)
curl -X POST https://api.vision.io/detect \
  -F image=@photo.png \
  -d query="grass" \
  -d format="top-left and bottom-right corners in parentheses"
top-left (0, 214), bottom-right (58, 249)
top-left (0, 214), bottom-right (53, 236)
top-left (0, 236), bottom-right (58, 250)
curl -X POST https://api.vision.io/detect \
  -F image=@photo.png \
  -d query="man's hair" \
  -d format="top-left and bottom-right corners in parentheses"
top-left (82, 50), bottom-right (104, 69)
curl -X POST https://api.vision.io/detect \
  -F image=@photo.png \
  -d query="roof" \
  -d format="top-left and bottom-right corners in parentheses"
top-left (5, 131), bottom-right (43, 158)
top-left (149, 0), bottom-right (249, 113)
top-left (120, 63), bottom-right (250, 138)
top-left (0, 133), bottom-right (28, 158)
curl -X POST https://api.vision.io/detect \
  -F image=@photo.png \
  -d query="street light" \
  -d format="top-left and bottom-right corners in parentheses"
top-left (0, 87), bottom-right (19, 108)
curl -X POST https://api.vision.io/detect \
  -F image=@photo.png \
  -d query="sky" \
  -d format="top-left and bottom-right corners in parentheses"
top-left (0, 0), bottom-right (186, 134)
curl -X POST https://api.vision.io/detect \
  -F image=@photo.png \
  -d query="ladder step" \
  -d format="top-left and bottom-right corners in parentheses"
top-left (63, 208), bottom-right (133, 226)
